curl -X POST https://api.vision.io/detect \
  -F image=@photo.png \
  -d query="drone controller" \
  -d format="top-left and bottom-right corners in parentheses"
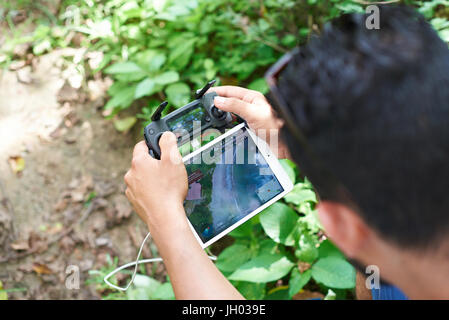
top-left (144, 80), bottom-right (235, 159)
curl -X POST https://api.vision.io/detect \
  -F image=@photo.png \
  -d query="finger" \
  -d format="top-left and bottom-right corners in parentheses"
top-left (213, 96), bottom-right (258, 122)
top-left (125, 187), bottom-right (132, 200)
top-left (124, 170), bottom-right (131, 186)
top-left (133, 141), bottom-right (150, 158)
top-left (159, 131), bottom-right (182, 164)
top-left (209, 86), bottom-right (263, 103)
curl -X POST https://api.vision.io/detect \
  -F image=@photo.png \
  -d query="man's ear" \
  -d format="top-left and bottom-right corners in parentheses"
top-left (317, 201), bottom-right (371, 258)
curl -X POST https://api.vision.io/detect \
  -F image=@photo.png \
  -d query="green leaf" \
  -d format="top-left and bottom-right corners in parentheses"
top-left (165, 82), bottom-right (190, 107)
top-left (135, 78), bottom-right (157, 99)
top-left (105, 62), bottom-right (143, 74)
top-left (115, 72), bottom-right (147, 82)
top-left (113, 116), bottom-right (137, 132)
top-left (301, 208), bottom-right (322, 233)
top-left (324, 289), bottom-right (337, 300)
top-left (33, 39), bottom-right (51, 55)
top-left (418, 0), bottom-right (449, 19)
top-left (204, 58), bottom-right (216, 79)
top-left (284, 184), bottom-right (317, 205)
top-left (152, 282), bottom-right (175, 300)
top-left (260, 202), bottom-right (298, 246)
top-left (148, 53), bottom-right (167, 72)
top-left (439, 28), bottom-right (449, 42)
top-left (264, 286), bottom-right (290, 300)
top-left (228, 220), bottom-right (253, 238)
top-left (168, 38), bottom-right (195, 69)
top-left (228, 254), bottom-right (294, 283)
top-left (248, 78), bottom-right (269, 94)
top-left (318, 239), bottom-right (345, 259)
top-left (258, 239), bottom-right (278, 255)
top-left (153, 71), bottom-right (180, 85)
top-left (281, 34), bottom-right (297, 47)
top-left (235, 282), bottom-right (266, 300)
top-left (216, 244), bottom-right (252, 273)
top-left (126, 275), bottom-right (161, 300)
top-left (311, 257), bottom-right (356, 289)
top-left (105, 85), bottom-right (136, 110)
top-left (279, 159), bottom-right (296, 183)
top-left (288, 269), bottom-right (311, 298)
top-left (431, 18), bottom-right (449, 31)
top-left (295, 233), bottom-right (319, 263)
top-left (336, 2), bottom-right (364, 13)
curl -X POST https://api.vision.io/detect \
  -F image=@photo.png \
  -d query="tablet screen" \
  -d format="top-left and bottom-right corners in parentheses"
top-left (184, 127), bottom-right (284, 243)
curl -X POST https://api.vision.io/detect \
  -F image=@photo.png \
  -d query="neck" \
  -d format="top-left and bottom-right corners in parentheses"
top-left (360, 239), bottom-right (449, 299)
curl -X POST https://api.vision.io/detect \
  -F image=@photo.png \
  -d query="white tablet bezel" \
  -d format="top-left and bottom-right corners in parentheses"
top-left (182, 123), bottom-right (294, 249)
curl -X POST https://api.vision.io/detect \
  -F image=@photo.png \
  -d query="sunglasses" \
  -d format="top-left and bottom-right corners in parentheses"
top-left (265, 47), bottom-right (308, 145)
top-left (264, 48), bottom-right (357, 205)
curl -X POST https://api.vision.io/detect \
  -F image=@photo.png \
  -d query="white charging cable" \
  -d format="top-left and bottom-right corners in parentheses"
top-left (103, 231), bottom-right (217, 291)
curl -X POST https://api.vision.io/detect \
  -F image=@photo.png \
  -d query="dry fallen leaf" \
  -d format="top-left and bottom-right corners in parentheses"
top-left (297, 261), bottom-right (312, 273)
top-left (8, 156), bottom-right (25, 174)
top-left (59, 236), bottom-right (76, 255)
top-left (46, 222), bottom-right (64, 235)
top-left (70, 191), bottom-right (85, 203)
top-left (53, 198), bottom-right (69, 212)
top-left (66, 175), bottom-right (94, 202)
top-left (28, 231), bottom-right (48, 253)
top-left (113, 194), bottom-right (132, 222)
top-left (95, 181), bottom-right (116, 198)
top-left (32, 263), bottom-right (53, 275)
top-left (10, 240), bottom-right (30, 251)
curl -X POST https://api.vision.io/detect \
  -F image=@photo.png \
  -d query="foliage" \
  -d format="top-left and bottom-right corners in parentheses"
top-left (1, 0), bottom-right (448, 300)
top-left (87, 160), bottom-right (354, 300)
top-left (86, 254), bottom-right (175, 300)
top-left (1, 0), bottom-right (447, 124)
top-left (215, 159), bottom-right (355, 299)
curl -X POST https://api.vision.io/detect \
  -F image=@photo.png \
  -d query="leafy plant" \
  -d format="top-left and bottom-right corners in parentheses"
top-left (3, 0), bottom-right (448, 300)
top-left (52, 0), bottom-right (371, 125)
top-left (214, 159), bottom-right (355, 300)
top-left (2, 1), bottom-right (447, 125)
top-left (87, 254), bottom-right (174, 300)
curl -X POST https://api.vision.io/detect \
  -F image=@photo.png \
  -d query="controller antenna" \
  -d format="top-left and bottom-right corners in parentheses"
top-left (195, 79), bottom-right (216, 99)
top-left (151, 101), bottom-right (168, 121)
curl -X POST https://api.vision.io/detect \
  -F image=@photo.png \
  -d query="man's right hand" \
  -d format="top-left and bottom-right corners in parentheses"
top-left (210, 86), bottom-right (290, 159)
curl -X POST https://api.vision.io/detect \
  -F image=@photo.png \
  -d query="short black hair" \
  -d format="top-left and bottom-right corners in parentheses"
top-left (278, 5), bottom-right (449, 249)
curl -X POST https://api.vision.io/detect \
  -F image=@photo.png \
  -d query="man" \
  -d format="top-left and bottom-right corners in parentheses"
top-left (124, 6), bottom-right (449, 299)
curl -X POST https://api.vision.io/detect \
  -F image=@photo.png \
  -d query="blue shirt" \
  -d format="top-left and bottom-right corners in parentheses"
top-left (371, 283), bottom-right (408, 300)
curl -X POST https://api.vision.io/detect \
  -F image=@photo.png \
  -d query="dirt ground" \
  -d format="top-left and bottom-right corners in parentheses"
top-left (0, 48), bottom-right (163, 299)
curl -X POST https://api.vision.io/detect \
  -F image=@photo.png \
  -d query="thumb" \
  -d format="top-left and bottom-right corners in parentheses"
top-left (213, 96), bottom-right (257, 122)
top-left (159, 131), bottom-right (182, 164)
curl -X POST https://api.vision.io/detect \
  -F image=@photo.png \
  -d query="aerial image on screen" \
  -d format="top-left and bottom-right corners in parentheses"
top-left (167, 105), bottom-right (205, 134)
top-left (184, 128), bottom-right (283, 243)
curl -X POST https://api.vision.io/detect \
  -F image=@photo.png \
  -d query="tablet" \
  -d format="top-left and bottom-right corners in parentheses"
top-left (182, 123), bottom-right (294, 248)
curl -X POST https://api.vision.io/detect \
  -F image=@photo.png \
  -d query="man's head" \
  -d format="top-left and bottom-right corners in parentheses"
top-left (276, 5), bottom-right (449, 297)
